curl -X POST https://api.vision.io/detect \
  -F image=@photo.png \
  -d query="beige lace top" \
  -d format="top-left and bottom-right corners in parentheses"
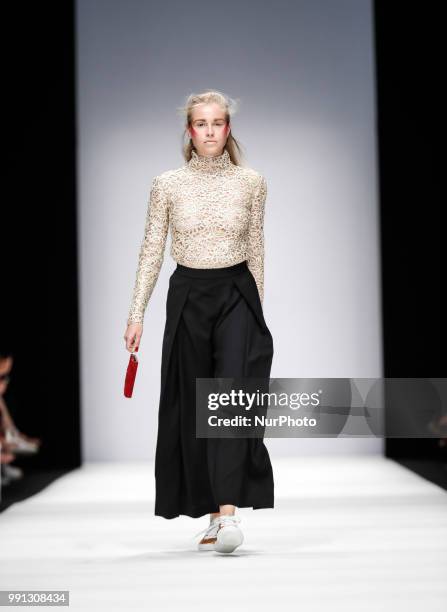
top-left (127, 148), bottom-right (267, 324)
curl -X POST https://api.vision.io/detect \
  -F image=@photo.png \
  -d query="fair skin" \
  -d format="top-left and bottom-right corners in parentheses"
top-left (123, 102), bottom-right (235, 523)
top-left (0, 356), bottom-right (12, 398)
top-left (0, 356), bottom-right (41, 455)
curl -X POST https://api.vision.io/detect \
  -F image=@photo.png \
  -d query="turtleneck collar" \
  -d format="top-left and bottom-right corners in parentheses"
top-left (187, 148), bottom-right (232, 174)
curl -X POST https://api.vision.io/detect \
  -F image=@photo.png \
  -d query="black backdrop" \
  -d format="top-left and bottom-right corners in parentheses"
top-left (2, 1), bottom-right (80, 471)
top-left (374, 1), bottom-right (446, 483)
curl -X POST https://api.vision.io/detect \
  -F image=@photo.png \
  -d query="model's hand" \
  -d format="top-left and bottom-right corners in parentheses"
top-left (124, 322), bottom-right (143, 352)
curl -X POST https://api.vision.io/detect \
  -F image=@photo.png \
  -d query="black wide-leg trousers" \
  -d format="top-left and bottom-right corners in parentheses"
top-left (154, 260), bottom-right (274, 519)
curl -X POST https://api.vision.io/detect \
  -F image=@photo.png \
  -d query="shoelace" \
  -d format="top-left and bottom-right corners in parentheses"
top-left (193, 517), bottom-right (221, 540)
top-left (217, 515), bottom-right (241, 529)
top-left (193, 515), bottom-right (241, 540)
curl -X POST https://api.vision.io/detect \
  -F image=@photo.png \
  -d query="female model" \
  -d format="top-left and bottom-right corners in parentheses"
top-left (124, 90), bottom-right (274, 554)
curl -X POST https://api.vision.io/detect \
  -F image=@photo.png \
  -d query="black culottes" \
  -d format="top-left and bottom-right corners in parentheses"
top-left (154, 259), bottom-right (274, 519)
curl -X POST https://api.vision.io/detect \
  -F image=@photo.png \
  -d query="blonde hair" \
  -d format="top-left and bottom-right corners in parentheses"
top-left (177, 89), bottom-right (244, 166)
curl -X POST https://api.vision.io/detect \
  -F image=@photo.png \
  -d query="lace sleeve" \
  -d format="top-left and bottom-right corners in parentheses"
top-left (246, 174), bottom-right (267, 305)
top-left (127, 176), bottom-right (170, 324)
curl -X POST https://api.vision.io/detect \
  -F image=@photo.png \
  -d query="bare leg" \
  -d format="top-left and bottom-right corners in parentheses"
top-left (0, 397), bottom-right (16, 431)
top-left (209, 504), bottom-right (236, 522)
top-left (209, 511), bottom-right (220, 523)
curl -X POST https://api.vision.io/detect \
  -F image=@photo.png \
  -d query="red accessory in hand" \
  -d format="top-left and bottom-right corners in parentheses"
top-left (124, 345), bottom-right (139, 398)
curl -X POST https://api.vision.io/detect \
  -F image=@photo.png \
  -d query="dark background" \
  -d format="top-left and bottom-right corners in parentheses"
top-left (2, 2), bottom-right (80, 479)
top-left (374, 2), bottom-right (446, 481)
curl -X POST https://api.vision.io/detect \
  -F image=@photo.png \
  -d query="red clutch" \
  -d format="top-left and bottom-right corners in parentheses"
top-left (124, 345), bottom-right (139, 398)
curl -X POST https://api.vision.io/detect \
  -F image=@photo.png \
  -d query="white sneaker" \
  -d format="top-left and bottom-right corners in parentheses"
top-left (214, 514), bottom-right (244, 553)
top-left (195, 516), bottom-right (221, 551)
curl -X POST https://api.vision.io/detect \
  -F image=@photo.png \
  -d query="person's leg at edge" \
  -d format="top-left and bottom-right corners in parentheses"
top-left (209, 504), bottom-right (235, 523)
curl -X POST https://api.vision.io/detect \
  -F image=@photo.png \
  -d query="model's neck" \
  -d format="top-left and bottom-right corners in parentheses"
top-left (188, 148), bottom-right (231, 173)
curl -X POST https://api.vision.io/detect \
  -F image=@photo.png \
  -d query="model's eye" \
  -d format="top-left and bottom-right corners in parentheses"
top-left (195, 122), bottom-right (225, 127)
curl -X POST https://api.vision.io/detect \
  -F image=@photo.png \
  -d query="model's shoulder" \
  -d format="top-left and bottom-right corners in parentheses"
top-left (235, 165), bottom-right (266, 188)
top-left (154, 166), bottom-right (185, 183)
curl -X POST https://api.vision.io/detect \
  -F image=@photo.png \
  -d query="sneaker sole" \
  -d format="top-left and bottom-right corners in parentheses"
top-left (214, 527), bottom-right (243, 553)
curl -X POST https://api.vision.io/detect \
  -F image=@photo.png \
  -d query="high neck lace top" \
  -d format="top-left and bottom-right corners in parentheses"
top-left (127, 148), bottom-right (267, 324)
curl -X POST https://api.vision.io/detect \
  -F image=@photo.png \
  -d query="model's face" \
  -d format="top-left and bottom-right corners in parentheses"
top-left (188, 103), bottom-right (230, 157)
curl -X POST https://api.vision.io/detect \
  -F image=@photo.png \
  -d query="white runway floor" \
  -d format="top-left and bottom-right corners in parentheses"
top-left (0, 456), bottom-right (446, 611)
